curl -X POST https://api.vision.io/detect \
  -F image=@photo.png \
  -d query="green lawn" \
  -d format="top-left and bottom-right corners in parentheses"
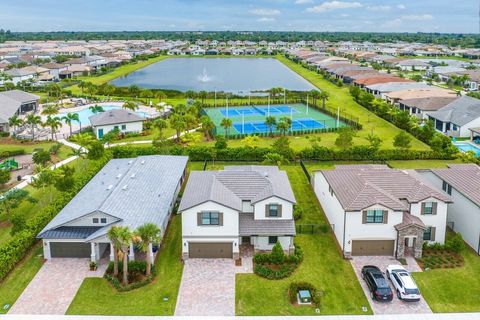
top-left (236, 164), bottom-right (371, 316)
top-left (66, 214), bottom-right (183, 315)
top-left (413, 242), bottom-right (480, 312)
top-left (0, 243), bottom-right (44, 314)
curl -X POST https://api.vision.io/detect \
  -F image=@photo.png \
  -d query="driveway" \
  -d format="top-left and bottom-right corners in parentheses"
top-left (8, 258), bottom-right (106, 315)
top-left (350, 256), bottom-right (432, 315)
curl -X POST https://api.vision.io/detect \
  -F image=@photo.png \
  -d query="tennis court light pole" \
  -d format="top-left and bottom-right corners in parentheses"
top-left (242, 112), bottom-right (245, 134)
top-left (337, 107), bottom-right (340, 128)
top-left (249, 90), bottom-right (251, 105)
top-left (284, 88), bottom-right (286, 104)
top-left (214, 90), bottom-right (217, 107)
top-left (268, 94), bottom-right (271, 117)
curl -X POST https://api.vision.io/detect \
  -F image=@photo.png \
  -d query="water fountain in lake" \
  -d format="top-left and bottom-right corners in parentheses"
top-left (197, 67), bottom-right (212, 83)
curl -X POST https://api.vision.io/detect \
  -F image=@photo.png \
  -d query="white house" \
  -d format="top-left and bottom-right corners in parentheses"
top-left (88, 108), bottom-right (145, 139)
top-left (37, 155), bottom-right (188, 263)
top-left (178, 166), bottom-right (296, 260)
top-left (0, 90), bottom-right (39, 132)
top-left (419, 164), bottom-right (480, 255)
top-left (313, 165), bottom-right (451, 258)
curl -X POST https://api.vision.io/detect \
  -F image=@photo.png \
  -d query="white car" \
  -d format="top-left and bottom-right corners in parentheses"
top-left (386, 265), bottom-right (421, 301)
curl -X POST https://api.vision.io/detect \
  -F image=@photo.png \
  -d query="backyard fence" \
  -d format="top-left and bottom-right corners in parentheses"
top-left (299, 98), bottom-right (362, 130)
top-left (299, 160), bottom-right (311, 183)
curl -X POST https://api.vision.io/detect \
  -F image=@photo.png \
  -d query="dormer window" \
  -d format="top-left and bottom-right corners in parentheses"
top-left (101, 218), bottom-right (107, 223)
top-left (93, 218), bottom-right (99, 223)
top-left (269, 204), bottom-right (279, 217)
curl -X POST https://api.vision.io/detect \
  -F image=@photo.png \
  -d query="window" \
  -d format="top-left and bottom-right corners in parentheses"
top-left (442, 181), bottom-right (452, 195)
top-left (201, 212), bottom-right (219, 225)
top-left (114, 125), bottom-right (119, 130)
top-left (366, 210), bottom-right (384, 223)
top-left (329, 186), bottom-right (334, 196)
top-left (268, 236), bottom-right (278, 245)
top-left (121, 124), bottom-right (126, 130)
top-left (423, 202), bottom-right (434, 215)
top-left (100, 218), bottom-right (107, 223)
top-left (92, 218), bottom-right (99, 223)
top-left (268, 204), bottom-right (278, 217)
top-left (423, 227), bottom-right (432, 241)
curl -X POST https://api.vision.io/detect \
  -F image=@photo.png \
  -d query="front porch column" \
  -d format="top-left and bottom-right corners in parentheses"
top-left (90, 242), bottom-right (96, 262)
top-left (148, 243), bottom-right (154, 265)
top-left (43, 240), bottom-right (51, 259)
top-left (109, 243), bottom-right (114, 262)
top-left (128, 243), bottom-right (135, 261)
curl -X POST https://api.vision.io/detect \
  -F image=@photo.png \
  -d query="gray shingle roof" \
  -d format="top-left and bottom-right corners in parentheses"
top-left (399, 96), bottom-right (458, 111)
top-left (431, 164), bottom-right (480, 207)
top-left (320, 165), bottom-right (451, 211)
top-left (89, 108), bottom-right (144, 126)
top-left (178, 166), bottom-right (296, 212)
top-left (38, 155), bottom-right (188, 241)
top-left (39, 226), bottom-right (102, 239)
top-left (427, 96), bottom-right (480, 126)
top-left (239, 213), bottom-right (296, 236)
top-left (0, 90), bottom-right (39, 123)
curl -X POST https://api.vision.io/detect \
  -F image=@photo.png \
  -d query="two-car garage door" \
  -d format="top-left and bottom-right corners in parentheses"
top-left (351, 240), bottom-right (395, 256)
top-left (50, 242), bottom-right (91, 258)
top-left (189, 242), bottom-right (233, 258)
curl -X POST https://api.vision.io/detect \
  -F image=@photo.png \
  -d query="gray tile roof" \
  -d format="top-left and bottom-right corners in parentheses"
top-left (239, 213), bottom-right (296, 236)
top-left (427, 96), bottom-right (480, 126)
top-left (38, 155), bottom-right (188, 241)
top-left (399, 96), bottom-right (458, 111)
top-left (89, 108), bottom-right (144, 126)
top-left (431, 164), bottom-right (480, 207)
top-left (320, 165), bottom-right (451, 211)
top-left (39, 226), bottom-right (102, 239)
top-left (178, 166), bottom-right (296, 212)
top-left (0, 90), bottom-right (39, 123)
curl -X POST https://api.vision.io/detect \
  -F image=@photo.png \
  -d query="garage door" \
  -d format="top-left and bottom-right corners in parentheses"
top-left (351, 240), bottom-right (394, 256)
top-left (189, 242), bottom-right (232, 258)
top-left (50, 242), bottom-right (91, 258)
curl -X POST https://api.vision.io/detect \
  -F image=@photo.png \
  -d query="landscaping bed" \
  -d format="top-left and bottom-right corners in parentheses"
top-left (253, 243), bottom-right (303, 280)
top-left (417, 249), bottom-right (463, 270)
top-left (104, 261), bottom-right (156, 292)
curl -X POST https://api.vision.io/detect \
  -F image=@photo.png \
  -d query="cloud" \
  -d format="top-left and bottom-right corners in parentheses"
top-left (367, 5), bottom-right (391, 12)
top-left (306, 1), bottom-right (362, 13)
top-left (295, 0), bottom-right (314, 4)
top-left (397, 4), bottom-right (406, 9)
top-left (257, 17), bottom-right (276, 22)
top-left (401, 14), bottom-right (433, 21)
top-left (249, 8), bottom-right (281, 16)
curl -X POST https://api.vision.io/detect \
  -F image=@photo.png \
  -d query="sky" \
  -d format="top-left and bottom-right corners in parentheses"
top-left (0, 0), bottom-right (478, 34)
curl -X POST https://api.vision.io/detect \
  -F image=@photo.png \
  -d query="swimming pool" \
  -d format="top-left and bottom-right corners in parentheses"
top-left (454, 143), bottom-right (480, 156)
top-left (57, 106), bottom-right (147, 125)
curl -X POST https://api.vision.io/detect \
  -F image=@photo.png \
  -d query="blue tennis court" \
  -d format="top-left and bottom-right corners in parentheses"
top-left (219, 105), bottom-right (298, 117)
top-left (233, 118), bottom-right (327, 134)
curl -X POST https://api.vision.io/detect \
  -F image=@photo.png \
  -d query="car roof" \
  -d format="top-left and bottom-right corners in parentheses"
top-left (398, 272), bottom-right (417, 289)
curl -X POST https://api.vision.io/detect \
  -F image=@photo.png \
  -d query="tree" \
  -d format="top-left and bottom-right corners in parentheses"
top-left (117, 226), bottom-right (133, 286)
top-left (220, 118), bottom-right (233, 138)
top-left (276, 119), bottom-right (290, 136)
top-left (71, 132), bottom-right (94, 149)
top-left (54, 166), bottom-right (75, 192)
top-left (62, 113), bottom-right (80, 136)
top-left (272, 136), bottom-right (294, 159)
top-left (41, 105), bottom-right (58, 117)
top-left (122, 101), bottom-right (138, 111)
top-left (101, 128), bottom-right (120, 146)
top-left (198, 91), bottom-right (208, 106)
top-left (270, 241), bottom-right (285, 264)
top-left (89, 105), bottom-right (104, 114)
top-left (102, 84), bottom-right (115, 98)
top-left (31, 166), bottom-right (58, 203)
top-left (393, 131), bottom-right (412, 150)
top-left (365, 132), bottom-right (382, 151)
top-left (319, 91), bottom-right (330, 109)
top-left (169, 113), bottom-right (187, 141)
top-left (0, 169), bottom-right (10, 186)
top-left (335, 127), bottom-right (356, 150)
top-left (128, 85), bottom-right (140, 97)
top-left (25, 114), bottom-right (42, 140)
top-left (134, 223), bottom-right (161, 276)
top-left (44, 116), bottom-right (62, 140)
top-left (32, 150), bottom-right (51, 166)
top-left (153, 118), bottom-right (167, 137)
top-left (214, 135), bottom-right (228, 149)
top-left (0, 189), bottom-right (35, 220)
top-left (107, 226), bottom-right (123, 277)
top-left (200, 115), bottom-right (215, 140)
top-left (8, 115), bottom-right (23, 133)
top-left (264, 116), bottom-right (277, 136)
top-left (262, 152), bottom-right (289, 165)
top-left (87, 141), bottom-right (105, 160)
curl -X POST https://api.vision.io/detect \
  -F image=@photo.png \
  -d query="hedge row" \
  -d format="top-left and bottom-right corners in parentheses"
top-left (0, 153), bottom-right (112, 280)
top-left (0, 149), bottom-right (25, 159)
top-left (110, 144), bottom-right (453, 162)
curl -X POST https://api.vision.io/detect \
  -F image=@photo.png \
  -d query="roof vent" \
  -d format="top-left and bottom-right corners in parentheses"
top-left (122, 185), bottom-right (128, 190)
top-left (141, 160), bottom-right (145, 165)
top-left (264, 172), bottom-right (268, 177)
top-left (128, 160), bottom-right (133, 165)
top-left (116, 173), bottom-right (122, 179)
top-left (130, 173), bottom-right (136, 179)
top-left (107, 184), bottom-right (113, 190)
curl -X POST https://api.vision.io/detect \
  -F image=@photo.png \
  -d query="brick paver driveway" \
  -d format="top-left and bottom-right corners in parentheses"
top-left (350, 256), bottom-right (432, 315)
top-left (9, 258), bottom-right (106, 315)
top-left (175, 259), bottom-right (238, 316)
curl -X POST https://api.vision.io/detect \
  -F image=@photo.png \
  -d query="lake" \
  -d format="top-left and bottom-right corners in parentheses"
top-left (110, 58), bottom-right (316, 93)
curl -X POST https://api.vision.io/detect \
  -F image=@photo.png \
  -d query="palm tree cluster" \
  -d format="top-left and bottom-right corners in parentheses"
top-left (107, 223), bottom-right (161, 286)
top-left (169, 103), bottom-right (200, 141)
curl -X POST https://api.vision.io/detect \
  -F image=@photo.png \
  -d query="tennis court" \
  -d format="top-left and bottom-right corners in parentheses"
top-left (204, 103), bottom-right (348, 136)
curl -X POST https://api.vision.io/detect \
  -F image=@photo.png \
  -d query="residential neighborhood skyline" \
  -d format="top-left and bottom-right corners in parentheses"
top-left (0, 0), bottom-right (478, 34)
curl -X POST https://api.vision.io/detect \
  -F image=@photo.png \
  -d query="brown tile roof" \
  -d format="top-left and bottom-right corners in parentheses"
top-left (354, 76), bottom-right (413, 86)
top-left (395, 212), bottom-right (426, 231)
top-left (431, 164), bottom-right (480, 207)
top-left (387, 88), bottom-right (457, 101)
top-left (399, 96), bottom-right (459, 111)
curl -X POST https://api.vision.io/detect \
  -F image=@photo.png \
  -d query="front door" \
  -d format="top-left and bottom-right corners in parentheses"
top-left (98, 128), bottom-right (104, 139)
top-left (241, 236), bottom-right (251, 245)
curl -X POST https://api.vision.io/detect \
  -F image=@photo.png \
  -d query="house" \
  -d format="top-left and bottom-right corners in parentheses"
top-left (396, 59), bottom-right (430, 71)
top-left (313, 165), bottom-right (451, 258)
top-left (41, 63), bottom-right (68, 81)
top-left (427, 96), bottom-right (480, 137)
top-left (365, 82), bottom-right (431, 99)
top-left (385, 87), bottom-right (456, 105)
top-left (89, 108), bottom-right (145, 139)
top-left (398, 96), bottom-right (458, 119)
top-left (3, 68), bottom-right (36, 85)
top-left (0, 90), bottom-right (40, 132)
top-left (37, 155), bottom-right (188, 262)
top-left (419, 164), bottom-right (480, 255)
top-left (178, 166), bottom-right (296, 260)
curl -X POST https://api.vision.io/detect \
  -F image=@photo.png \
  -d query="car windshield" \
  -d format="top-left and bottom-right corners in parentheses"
top-left (405, 288), bottom-right (419, 295)
top-left (375, 277), bottom-right (390, 289)
top-left (377, 287), bottom-right (391, 295)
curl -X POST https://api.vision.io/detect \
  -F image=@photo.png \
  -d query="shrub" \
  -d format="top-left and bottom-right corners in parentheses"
top-left (49, 143), bottom-right (62, 155)
top-left (288, 282), bottom-right (321, 306)
top-left (87, 141), bottom-right (105, 160)
top-left (445, 233), bottom-right (465, 253)
top-left (0, 169), bottom-right (10, 185)
top-left (293, 205), bottom-right (303, 221)
top-left (32, 150), bottom-right (51, 165)
top-left (253, 243), bottom-right (303, 280)
top-left (270, 242), bottom-right (286, 264)
top-left (0, 149), bottom-right (25, 158)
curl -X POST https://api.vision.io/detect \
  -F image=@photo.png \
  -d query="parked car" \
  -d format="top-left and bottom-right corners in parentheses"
top-left (361, 265), bottom-right (393, 302)
top-left (386, 265), bottom-right (421, 301)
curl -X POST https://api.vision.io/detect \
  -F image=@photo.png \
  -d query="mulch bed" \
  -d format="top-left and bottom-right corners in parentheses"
top-left (417, 249), bottom-right (464, 270)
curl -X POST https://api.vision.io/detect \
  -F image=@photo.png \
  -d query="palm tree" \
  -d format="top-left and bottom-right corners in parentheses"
top-left (319, 91), bottom-right (330, 109)
top-left (265, 116), bottom-right (277, 136)
top-left (8, 115), bottom-right (23, 133)
top-left (169, 113), bottom-right (187, 141)
top-left (277, 118), bottom-right (291, 136)
top-left (89, 105), bottom-right (104, 114)
top-left (107, 226), bottom-right (123, 277)
top-left (122, 101), bottom-right (138, 111)
top-left (44, 116), bottom-right (62, 140)
top-left (220, 118), bottom-right (233, 138)
top-left (128, 85), bottom-right (140, 98)
top-left (25, 114), bottom-right (42, 141)
top-left (117, 226), bottom-right (132, 286)
top-left (62, 112), bottom-right (80, 136)
top-left (309, 89), bottom-right (321, 107)
top-left (134, 223), bottom-right (161, 276)
top-left (102, 84), bottom-right (115, 99)
top-left (78, 80), bottom-right (86, 94)
top-left (200, 115), bottom-right (215, 140)
top-left (153, 118), bottom-right (167, 138)
top-left (41, 105), bottom-right (58, 117)
top-left (198, 91), bottom-right (208, 106)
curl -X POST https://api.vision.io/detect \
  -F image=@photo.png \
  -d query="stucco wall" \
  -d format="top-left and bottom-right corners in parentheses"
top-left (93, 121), bottom-right (143, 139)
top-left (410, 197), bottom-right (448, 244)
top-left (253, 196), bottom-right (293, 220)
top-left (65, 211), bottom-right (118, 227)
top-left (253, 236), bottom-right (293, 251)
